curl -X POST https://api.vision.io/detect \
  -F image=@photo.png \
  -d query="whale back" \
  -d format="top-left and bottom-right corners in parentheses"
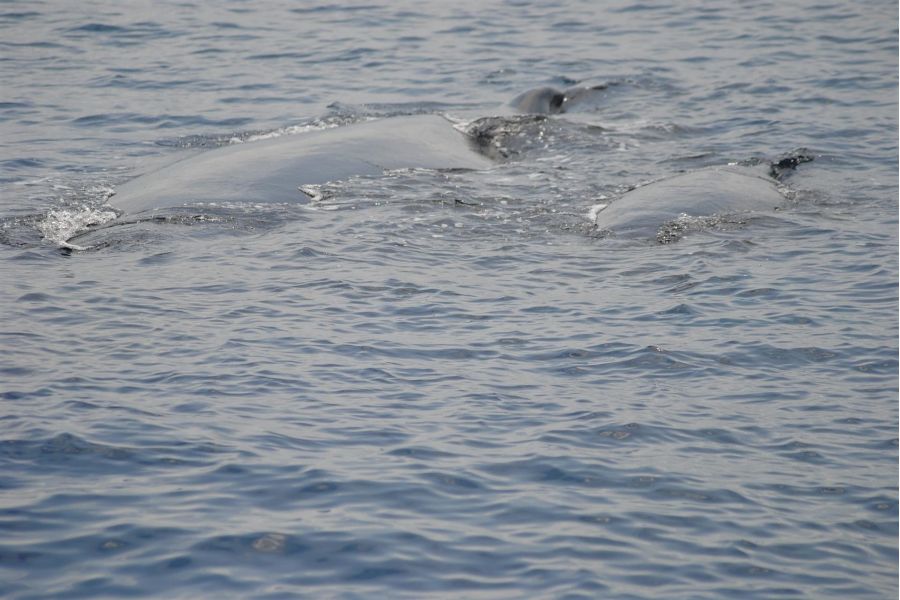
top-left (594, 166), bottom-right (786, 238)
top-left (110, 115), bottom-right (492, 215)
top-left (511, 87), bottom-right (566, 114)
top-left (511, 85), bottom-right (609, 114)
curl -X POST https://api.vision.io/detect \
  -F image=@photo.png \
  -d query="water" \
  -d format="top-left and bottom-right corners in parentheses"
top-left (1, 1), bottom-right (897, 598)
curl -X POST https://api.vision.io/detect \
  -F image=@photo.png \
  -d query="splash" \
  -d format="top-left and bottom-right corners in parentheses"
top-left (586, 197), bottom-right (609, 222)
top-left (37, 197), bottom-right (119, 249)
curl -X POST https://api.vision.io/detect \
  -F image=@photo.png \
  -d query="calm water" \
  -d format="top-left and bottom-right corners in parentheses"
top-left (1, 1), bottom-right (897, 598)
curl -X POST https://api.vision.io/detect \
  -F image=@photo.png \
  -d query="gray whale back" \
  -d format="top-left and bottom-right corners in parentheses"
top-left (594, 165), bottom-right (787, 238)
top-left (511, 85), bottom-right (608, 114)
top-left (110, 114), bottom-right (492, 216)
top-left (511, 87), bottom-right (566, 114)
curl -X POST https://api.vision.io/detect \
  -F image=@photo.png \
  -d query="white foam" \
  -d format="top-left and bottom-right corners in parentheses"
top-left (297, 184), bottom-right (324, 202)
top-left (586, 197), bottom-right (609, 222)
top-left (37, 203), bottom-right (118, 247)
top-left (236, 118), bottom-right (372, 144)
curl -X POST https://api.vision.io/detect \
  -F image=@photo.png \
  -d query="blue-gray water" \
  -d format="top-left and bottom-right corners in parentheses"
top-left (1, 1), bottom-right (897, 598)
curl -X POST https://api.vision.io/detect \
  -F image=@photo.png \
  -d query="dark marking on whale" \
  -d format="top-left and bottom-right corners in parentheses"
top-left (464, 114), bottom-right (549, 159)
top-left (511, 84), bottom-right (609, 115)
top-left (107, 114), bottom-right (493, 216)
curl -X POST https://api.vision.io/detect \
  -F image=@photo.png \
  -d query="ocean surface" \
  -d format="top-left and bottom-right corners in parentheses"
top-left (1, 1), bottom-right (897, 598)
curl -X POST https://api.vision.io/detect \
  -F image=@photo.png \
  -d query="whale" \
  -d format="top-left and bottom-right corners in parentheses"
top-left (106, 114), bottom-right (493, 216)
top-left (78, 99), bottom-right (811, 247)
top-left (593, 157), bottom-right (812, 241)
top-left (511, 84), bottom-right (608, 115)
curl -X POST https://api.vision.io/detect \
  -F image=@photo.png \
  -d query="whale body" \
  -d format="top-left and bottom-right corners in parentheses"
top-left (594, 165), bottom-right (789, 239)
top-left (108, 114), bottom-right (493, 216)
top-left (512, 87), bottom-right (567, 114)
top-left (511, 85), bottom-right (608, 115)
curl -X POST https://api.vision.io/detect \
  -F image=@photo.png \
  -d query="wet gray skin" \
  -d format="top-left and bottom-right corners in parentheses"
top-left (593, 165), bottom-right (789, 239)
top-left (108, 114), bottom-right (492, 216)
top-left (511, 87), bottom-right (567, 114)
top-left (510, 85), bottom-right (608, 114)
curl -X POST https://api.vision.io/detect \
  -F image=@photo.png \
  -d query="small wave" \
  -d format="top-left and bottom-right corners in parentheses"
top-left (0, 11), bottom-right (41, 20)
top-left (72, 113), bottom-right (251, 130)
top-left (67, 23), bottom-right (127, 33)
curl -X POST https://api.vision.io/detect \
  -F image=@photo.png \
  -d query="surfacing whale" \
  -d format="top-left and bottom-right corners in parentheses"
top-left (86, 95), bottom-right (811, 247)
top-left (108, 114), bottom-right (492, 216)
top-left (511, 85), bottom-right (609, 115)
top-left (594, 155), bottom-right (813, 241)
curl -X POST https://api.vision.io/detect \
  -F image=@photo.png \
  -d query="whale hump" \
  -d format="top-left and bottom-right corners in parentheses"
top-left (109, 114), bottom-right (493, 216)
top-left (594, 165), bottom-right (789, 240)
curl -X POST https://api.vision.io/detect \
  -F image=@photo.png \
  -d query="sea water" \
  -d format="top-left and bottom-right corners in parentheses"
top-left (0, 1), bottom-right (897, 598)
